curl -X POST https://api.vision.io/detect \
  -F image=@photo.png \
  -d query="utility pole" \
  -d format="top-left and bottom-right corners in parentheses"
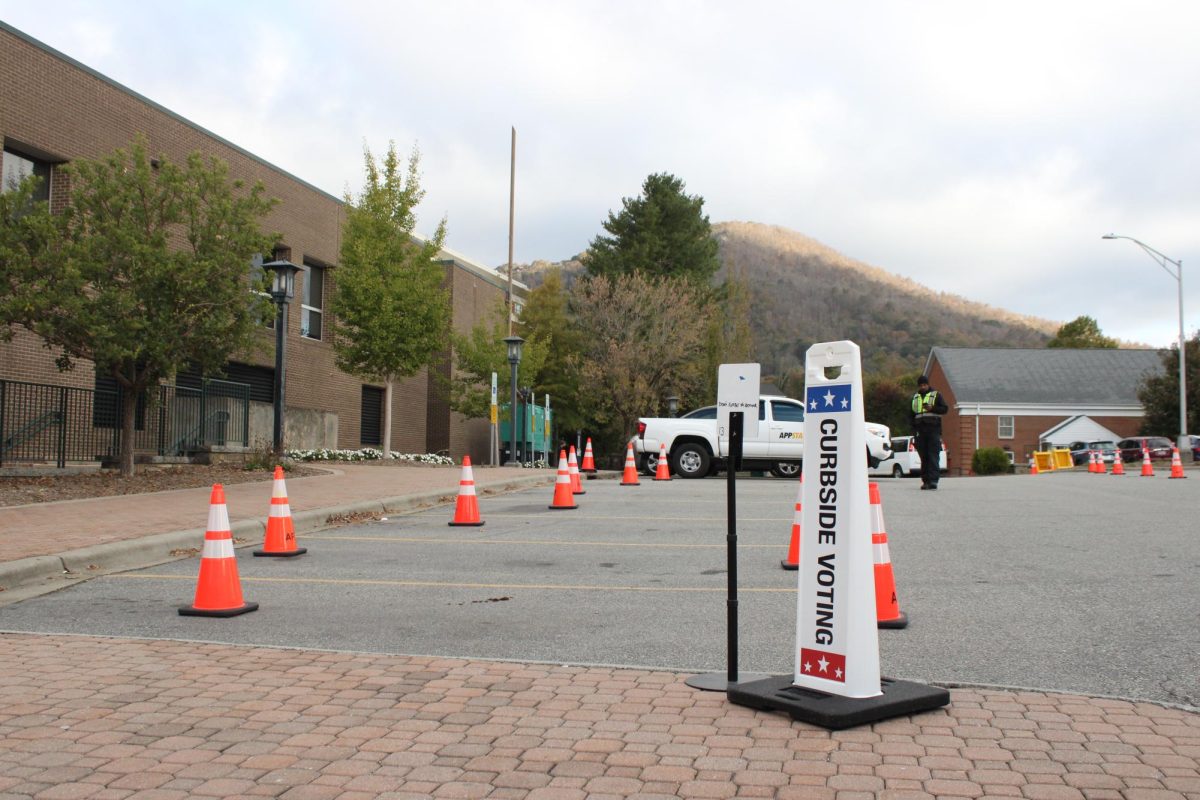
top-left (507, 127), bottom-right (516, 337)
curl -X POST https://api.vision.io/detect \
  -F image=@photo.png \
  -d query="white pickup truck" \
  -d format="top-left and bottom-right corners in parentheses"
top-left (634, 395), bottom-right (893, 479)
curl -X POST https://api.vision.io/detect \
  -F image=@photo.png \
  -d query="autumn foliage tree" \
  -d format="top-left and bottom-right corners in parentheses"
top-left (0, 137), bottom-right (275, 476)
top-left (569, 273), bottom-right (712, 448)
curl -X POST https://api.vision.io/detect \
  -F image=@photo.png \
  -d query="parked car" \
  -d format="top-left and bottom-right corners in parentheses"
top-left (1068, 440), bottom-right (1118, 466)
top-left (870, 435), bottom-right (947, 478)
top-left (1116, 436), bottom-right (1174, 464)
top-left (1187, 434), bottom-right (1200, 462)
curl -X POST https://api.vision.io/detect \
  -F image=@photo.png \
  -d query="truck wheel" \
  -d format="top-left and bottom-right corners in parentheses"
top-left (770, 461), bottom-right (801, 479)
top-left (640, 452), bottom-right (658, 476)
top-left (892, 463), bottom-right (904, 479)
top-left (671, 443), bottom-right (711, 479)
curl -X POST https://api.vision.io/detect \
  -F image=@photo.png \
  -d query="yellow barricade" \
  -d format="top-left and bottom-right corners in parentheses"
top-left (1033, 451), bottom-right (1056, 472)
top-left (1052, 449), bottom-right (1074, 470)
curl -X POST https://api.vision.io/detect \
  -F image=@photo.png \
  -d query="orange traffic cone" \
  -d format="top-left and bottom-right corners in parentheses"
top-left (549, 449), bottom-right (578, 510)
top-left (1141, 448), bottom-right (1155, 477)
top-left (653, 442), bottom-right (671, 481)
top-left (781, 474), bottom-right (803, 570)
top-left (869, 482), bottom-right (907, 629)
top-left (1087, 450), bottom-right (1097, 473)
top-left (620, 442), bottom-right (641, 486)
top-left (179, 484), bottom-right (258, 617)
top-left (255, 466), bottom-right (307, 557)
top-left (568, 445), bottom-right (586, 495)
top-left (1111, 449), bottom-right (1125, 475)
top-left (448, 456), bottom-right (485, 526)
top-left (1029, 457), bottom-right (1039, 476)
top-left (581, 438), bottom-right (597, 477)
top-left (1169, 447), bottom-right (1187, 479)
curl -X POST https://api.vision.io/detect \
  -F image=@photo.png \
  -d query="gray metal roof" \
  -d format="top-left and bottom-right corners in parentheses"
top-left (928, 347), bottom-right (1166, 405)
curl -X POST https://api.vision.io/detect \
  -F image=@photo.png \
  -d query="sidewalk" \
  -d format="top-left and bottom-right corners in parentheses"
top-left (0, 464), bottom-right (1197, 799)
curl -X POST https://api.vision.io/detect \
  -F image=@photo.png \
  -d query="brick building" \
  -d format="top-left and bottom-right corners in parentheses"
top-left (1, 22), bottom-right (521, 463)
top-left (922, 346), bottom-right (1165, 474)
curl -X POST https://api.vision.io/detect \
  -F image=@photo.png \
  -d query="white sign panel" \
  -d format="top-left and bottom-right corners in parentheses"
top-left (716, 363), bottom-right (761, 439)
top-left (490, 372), bottom-right (498, 406)
top-left (793, 341), bottom-right (881, 699)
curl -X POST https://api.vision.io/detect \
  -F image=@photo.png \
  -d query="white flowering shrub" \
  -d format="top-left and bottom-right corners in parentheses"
top-left (286, 448), bottom-right (454, 465)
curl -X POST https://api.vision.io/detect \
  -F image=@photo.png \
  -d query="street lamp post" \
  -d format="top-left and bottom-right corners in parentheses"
top-left (503, 336), bottom-right (524, 466)
top-left (1102, 234), bottom-right (1188, 450)
top-left (667, 396), bottom-right (680, 418)
top-left (264, 259), bottom-right (301, 457)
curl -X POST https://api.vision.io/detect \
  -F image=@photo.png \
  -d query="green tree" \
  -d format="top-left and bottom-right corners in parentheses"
top-left (517, 268), bottom-right (585, 432)
top-left (0, 137), bottom-right (275, 476)
top-left (446, 302), bottom-right (548, 426)
top-left (1047, 315), bottom-right (1119, 348)
top-left (585, 173), bottom-right (719, 285)
top-left (330, 143), bottom-right (450, 455)
top-left (864, 373), bottom-right (920, 435)
top-left (1137, 333), bottom-right (1199, 437)
top-left (569, 272), bottom-right (712, 450)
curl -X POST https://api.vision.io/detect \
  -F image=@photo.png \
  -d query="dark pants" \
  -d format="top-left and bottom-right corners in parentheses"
top-left (915, 429), bottom-right (941, 487)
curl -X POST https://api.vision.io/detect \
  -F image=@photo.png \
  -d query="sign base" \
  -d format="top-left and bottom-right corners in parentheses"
top-left (728, 675), bottom-right (949, 730)
top-left (685, 671), bottom-right (771, 692)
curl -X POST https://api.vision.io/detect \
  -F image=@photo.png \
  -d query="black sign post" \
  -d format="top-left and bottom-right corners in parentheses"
top-left (686, 410), bottom-right (768, 692)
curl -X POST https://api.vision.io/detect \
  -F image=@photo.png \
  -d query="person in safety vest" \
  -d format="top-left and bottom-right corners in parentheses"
top-left (910, 375), bottom-right (948, 490)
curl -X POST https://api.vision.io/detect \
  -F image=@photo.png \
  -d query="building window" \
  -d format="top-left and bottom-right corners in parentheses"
top-left (2, 147), bottom-right (52, 204)
top-left (998, 415), bottom-right (1015, 439)
top-left (361, 386), bottom-right (383, 446)
top-left (300, 262), bottom-right (324, 340)
top-left (249, 253), bottom-right (274, 329)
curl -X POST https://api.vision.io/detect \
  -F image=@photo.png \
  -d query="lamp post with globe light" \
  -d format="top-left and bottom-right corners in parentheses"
top-left (502, 336), bottom-right (524, 466)
top-left (264, 258), bottom-right (301, 457)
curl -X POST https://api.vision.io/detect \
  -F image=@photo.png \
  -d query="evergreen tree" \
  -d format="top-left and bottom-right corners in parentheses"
top-left (1137, 333), bottom-right (1199, 437)
top-left (0, 136), bottom-right (275, 476)
top-left (586, 173), bottom-right (719, 285)
top-left (330, 143), bottom-right (450, 455)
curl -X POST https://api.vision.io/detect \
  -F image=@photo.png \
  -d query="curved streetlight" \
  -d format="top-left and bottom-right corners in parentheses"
top-left (1102, 234), bottom-right (1188, 450)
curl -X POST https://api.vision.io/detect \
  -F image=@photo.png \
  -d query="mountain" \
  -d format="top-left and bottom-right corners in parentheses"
top-left (504, 221), bottom-right (1056, 376)
top-left (713, 221), bottom-right (1055, 375)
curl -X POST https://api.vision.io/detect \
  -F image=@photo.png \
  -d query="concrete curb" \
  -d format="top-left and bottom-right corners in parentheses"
top-left (0, 473), bottom-right (553, 600)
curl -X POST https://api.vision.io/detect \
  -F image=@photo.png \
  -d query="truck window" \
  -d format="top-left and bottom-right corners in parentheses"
top-left (771, 401), bottom-right (805, 423)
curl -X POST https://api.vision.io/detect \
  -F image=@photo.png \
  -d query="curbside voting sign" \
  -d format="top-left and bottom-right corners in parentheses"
top-left (794, 340), bottom-right (881, 699)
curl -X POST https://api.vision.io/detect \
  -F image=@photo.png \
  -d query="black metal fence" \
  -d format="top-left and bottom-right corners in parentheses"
top-left (0, 378), bottom-right (250, 467)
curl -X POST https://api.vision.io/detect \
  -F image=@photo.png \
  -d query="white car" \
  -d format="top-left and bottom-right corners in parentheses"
top-left (870, 435), bottom-right (947, 478)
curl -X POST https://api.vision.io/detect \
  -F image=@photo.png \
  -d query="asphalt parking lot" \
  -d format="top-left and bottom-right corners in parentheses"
top-left (0, 471), bottom-right (1195, 709)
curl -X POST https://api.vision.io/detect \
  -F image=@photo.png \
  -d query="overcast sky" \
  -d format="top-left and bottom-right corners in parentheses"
top-left (4, 1), bottom-right (1199, 347)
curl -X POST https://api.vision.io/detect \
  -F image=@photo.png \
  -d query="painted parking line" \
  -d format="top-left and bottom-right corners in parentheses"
top-left (109, 574), bottom-right (796, 593)
top-left (427, 514), bottom-right (793, 522)
top-left (302, 535), bottom-right (780, 548)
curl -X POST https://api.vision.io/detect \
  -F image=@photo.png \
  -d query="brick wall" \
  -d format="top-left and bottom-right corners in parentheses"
top-left (1, 25), bottom-right (504, 457)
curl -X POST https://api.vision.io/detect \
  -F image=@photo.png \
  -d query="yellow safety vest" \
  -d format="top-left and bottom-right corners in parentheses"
top-left (912, 390), bottom-right (939, 418)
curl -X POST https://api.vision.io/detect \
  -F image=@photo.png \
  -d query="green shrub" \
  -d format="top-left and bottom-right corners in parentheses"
top-left (972, 446), bottom-right (1011, 475)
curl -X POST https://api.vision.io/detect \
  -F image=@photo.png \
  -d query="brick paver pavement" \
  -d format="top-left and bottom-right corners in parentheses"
top-left (0, 633), bottom-right (1196, 800)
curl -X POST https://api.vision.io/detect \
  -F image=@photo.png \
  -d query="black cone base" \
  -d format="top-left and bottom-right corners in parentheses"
top-left (685, 671), bottom-right (771, 692)
top-left (878, 612), bottom-right (908, 629)
top-left (253, 547), bottom-right (307, 557)
top-left (448, 521), bottom-right (485, 527)
top-left (781, 560), bottom-right (798, 570)
top-left (178, 601), bottom-right (259, 618)
top-left (728, 675), bottom-right (949, 730)
top-left (620, 481), bottom-right (640, 486)
top-left (548, 504), bottom-right (578, 510)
